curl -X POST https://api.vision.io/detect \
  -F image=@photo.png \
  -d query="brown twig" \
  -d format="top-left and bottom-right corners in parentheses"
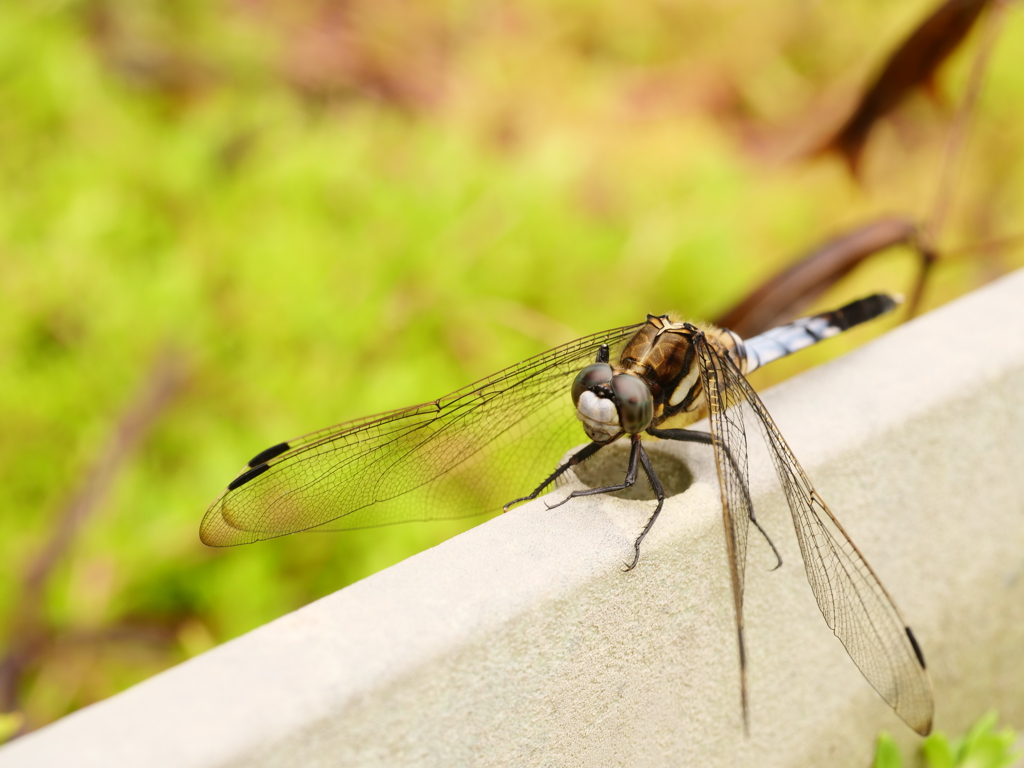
top-left (943, 230), bottom-right (1024, 259)
top-left (0, 347), bottom-right (186, 721)
top-left (715, 218), bottom-right (923, 336)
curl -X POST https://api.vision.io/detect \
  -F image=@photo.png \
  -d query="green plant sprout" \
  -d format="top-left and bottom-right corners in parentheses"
top-left (874, 712), bottom-right (1022, 768)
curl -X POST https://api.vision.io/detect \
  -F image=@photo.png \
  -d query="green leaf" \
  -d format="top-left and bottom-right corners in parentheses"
top-left (922, 731), bottom-right (955, 768)
top-left (0, 711), bottom-right (24, 745)
top-left (874, 732), bottom-right (903, 768)
top-left (918, 713), bottom-right (1022, 768)
top-left (953, 712), bottom-right (1022, 768)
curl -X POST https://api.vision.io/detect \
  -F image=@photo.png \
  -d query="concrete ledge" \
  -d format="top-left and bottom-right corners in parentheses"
top-left (2, 271), bottom-right (1024, 767)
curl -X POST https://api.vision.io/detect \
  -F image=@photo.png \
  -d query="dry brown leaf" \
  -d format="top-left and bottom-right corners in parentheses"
top-left (821, 0), bottom-right (990, 175)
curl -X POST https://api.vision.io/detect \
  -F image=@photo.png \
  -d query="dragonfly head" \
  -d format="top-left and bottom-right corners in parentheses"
top-left (571, 363), bottom-right (654, 443)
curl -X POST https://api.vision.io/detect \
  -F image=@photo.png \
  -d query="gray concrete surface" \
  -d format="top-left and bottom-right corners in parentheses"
top-left (2, 270), bottom-right (1023, 767)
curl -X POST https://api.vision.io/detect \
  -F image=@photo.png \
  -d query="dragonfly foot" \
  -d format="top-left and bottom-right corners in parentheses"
top-left (545, 493), bottom-right (573, 511)
top-left (622, 546), bottom-right (641, 572)
top-left (502, 496), bottom-right (530, 513)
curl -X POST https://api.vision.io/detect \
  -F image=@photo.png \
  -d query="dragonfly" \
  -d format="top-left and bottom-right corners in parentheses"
top-left (201, 293), bottom-right (933, 735)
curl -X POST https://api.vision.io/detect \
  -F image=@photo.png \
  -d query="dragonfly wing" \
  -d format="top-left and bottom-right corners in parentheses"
top-left (695, 336), bottom-right (755, 731)
top-left (712, 343), bottom-right (935, 735)
top-left (201, 323), bottom-right (644, 546)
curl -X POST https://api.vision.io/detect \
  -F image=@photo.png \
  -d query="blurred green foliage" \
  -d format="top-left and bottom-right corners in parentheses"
top-left (874, 713), bottom-right (1022, 768)
top-left (1, 0), bottom-right (1022, 733)
top-left (0, 712), bottom-right (23, 745)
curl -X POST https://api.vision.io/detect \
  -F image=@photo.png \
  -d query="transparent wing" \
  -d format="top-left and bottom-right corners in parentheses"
top-left (700, 336), bottom-right (934, 736)
top-left (695, 336), bottom-right (756, 729)
top-left (201, 323), bottom-right (644, 547)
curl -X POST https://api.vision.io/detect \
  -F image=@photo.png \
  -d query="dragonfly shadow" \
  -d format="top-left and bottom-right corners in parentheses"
top-left (563, 441), bottom-right (694, 501)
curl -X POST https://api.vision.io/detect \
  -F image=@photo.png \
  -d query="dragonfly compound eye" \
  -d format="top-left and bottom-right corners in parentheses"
top-left (571, 363), bottom-right (614, 405)
top-left (611, 373), bottom-right (653, 433)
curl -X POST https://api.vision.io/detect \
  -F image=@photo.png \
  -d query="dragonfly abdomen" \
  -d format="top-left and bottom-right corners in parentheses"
top-left (740, 293), bottom-right (899, 374)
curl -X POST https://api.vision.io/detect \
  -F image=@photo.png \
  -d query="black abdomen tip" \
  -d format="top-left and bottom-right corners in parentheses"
top-left (228, 463), bottom-right (270, 491)
top-left (831, 293), bottom-right (899, 331)
top-left (247, 442), bottom-right (290, 467)
top-left (862, 293), bottom-right (899, 317)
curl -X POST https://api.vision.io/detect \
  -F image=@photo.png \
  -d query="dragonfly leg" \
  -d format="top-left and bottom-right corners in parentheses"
top-left (646, 426), bottom-right (713, 445)
top-left (544, 434), bottom-right (643, 511)
top-left (624, 442), bottom-right (665, 571)
top-left (647, 427), bottom-right (782, 570)
top-left (502, 440), bottom-right (605, 512)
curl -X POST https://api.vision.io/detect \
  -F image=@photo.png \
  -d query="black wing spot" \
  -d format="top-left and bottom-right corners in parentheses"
top-left (228, 463), bottom-right (270, 491)
top-left (905, 626), bottom-right (926, 669)
top-left (247, 442), bottom-right (291, 467)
